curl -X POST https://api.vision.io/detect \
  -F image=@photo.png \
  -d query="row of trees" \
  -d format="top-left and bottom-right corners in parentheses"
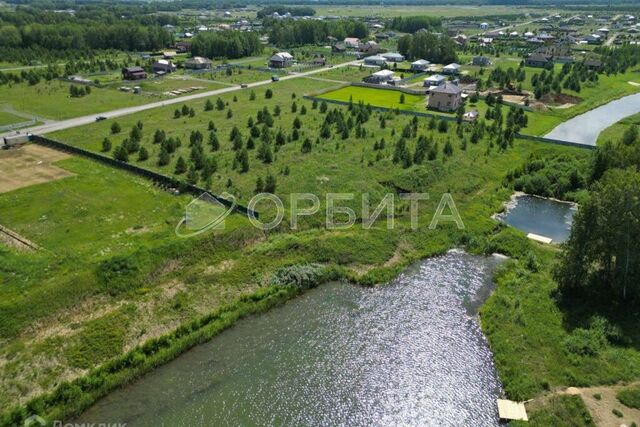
top-left (387, 16), bottom-right (442, 33)
top-left (396, 31), bottom-right (458, 64)
top-left (190, 31), bottom-right (262, 59)
top-left (0, 22), bottom-right (173, 52)
top-left (266, 19), bottom-right (368, 47)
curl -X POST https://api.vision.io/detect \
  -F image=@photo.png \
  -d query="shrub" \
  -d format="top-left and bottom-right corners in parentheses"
top-left (617, 385), bottom-right (640, 409)
top-left (269, 264), bottom-right (328, 291)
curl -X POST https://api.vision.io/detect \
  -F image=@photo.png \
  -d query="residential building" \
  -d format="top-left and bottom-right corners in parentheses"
top-left (359, 41), bottom-right (380, 54)
top-left (122, 66), bottom-right (147, 80)
top-left (151, 59), bottom-right (176, 74)
top-left (344, 37), bottom-right (361, 48)
top-left (269, 52), bottom-right (294, 68)
top-left (382, 52), bottom-right (405, 62)
top-left (184, 56), bottom-right (213, 70)
top-left (410, 59), bottom-right (431, 71)
top-left (525, 53), bottom-right (552, 67)
top-left (428, 83), bottom-right (462, 111)
top-left (472, 56), bottom-right (491, 67)
top-left (423, 74), bottom-right (447, 87)
top-left (364, 55), bottom-right (387, 66)
top-left (363, 69), bottom-right (395, 84)
top-left (442, 63), bottom-right (461, 74)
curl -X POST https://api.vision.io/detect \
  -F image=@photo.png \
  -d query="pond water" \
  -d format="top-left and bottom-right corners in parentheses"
top-left (76, 251), bottom-right (504, 427)
top-left (497, 194), bottom-right (576, 243)
top-left (544, 92), bottom-right (640, 145)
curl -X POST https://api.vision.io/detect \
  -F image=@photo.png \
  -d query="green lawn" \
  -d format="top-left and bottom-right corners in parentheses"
top-left (0, 80), bottom-right (151, 120)
top-left (0, 111), bottom-right (28, 127)
top-left (3, 71), bottom-right (638, 424)
top-left (597, 112), bottom-right (640, 145)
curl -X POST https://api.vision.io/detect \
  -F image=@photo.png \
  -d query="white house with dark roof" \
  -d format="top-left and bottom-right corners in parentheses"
top-left (442, 63), bottom-right (461, 74)
top-left (269, 52), bottom-right (294, 68)
top-left (364, 55), bottom-right (387, 66)
top-left (363, 69), bottom-right (396, 84)
top-left (423, 74), bottom-right (447, 87)
top-left (382, 52), bottom-right (405, 62)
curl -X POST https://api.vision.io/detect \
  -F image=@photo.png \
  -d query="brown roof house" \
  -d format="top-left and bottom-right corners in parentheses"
top-left (525, 53), bottom-right (552, 68)
top-left (122, 66), bottom-right (147, 80)
top-left (152, 59), bottom-right (177, 74)
top-left (428, 83), bottom-right (462, 112)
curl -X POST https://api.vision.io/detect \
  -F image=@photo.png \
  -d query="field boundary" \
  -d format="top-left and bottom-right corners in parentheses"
top-left (30, 135), bottom-right (258, 217)
top-left (0, 224), bottom-right (41, 251)
top-left (514, 133), bottom-right (596, 150)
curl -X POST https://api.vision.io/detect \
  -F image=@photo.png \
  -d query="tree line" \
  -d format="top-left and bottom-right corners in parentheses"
top-left (265, 19), bottom-right (368, 47)
top-left (190, 31), bottom-right (261, 59)
top-left (397, 31), bottom-right (458, 64)
top-left (387, 16), bottom-right (442, 33)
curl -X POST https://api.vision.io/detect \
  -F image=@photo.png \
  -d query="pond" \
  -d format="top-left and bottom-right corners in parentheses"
top-left (496, 193), bottom-right (576, 243)
top-left (76, 251), bottom-right (505, 427)
top-left (544, 92), bottom-right (640, 145)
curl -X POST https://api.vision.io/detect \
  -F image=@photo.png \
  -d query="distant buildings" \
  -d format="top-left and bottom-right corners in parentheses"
top-left (428, 83), bottom-right (462, 111)
top-left (363, 69), bottom-right (395, 84)
top-left (152, 59), bottom-right (176, 74)
top-left (410, 59), bottom-right (431, 71)
top-left (525, 53), bottom-right (552, 68)
top-left (442, 63), bottom-right (461, 74)
top-left (344, 37), bottom-right (361, 48)
top-left (423, 74), bottom-right (447, 87)
top-left (364, 55), bottom-right (387, 66)
top-left (359, 40), bottom-right (380, 54)
top-left (269, 52), bottom-right (294, 68)
top-left (382, 52), bottom-right (405, 62)
top-left (184, 56), bottom-right (213, 70)
top-left (472, 56), bottom-right (491, 67)
top-left (122, 66), bottom-right (147, 80)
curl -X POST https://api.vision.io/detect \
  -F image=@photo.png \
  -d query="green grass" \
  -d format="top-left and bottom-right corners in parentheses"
top-left (0, 111), bottom-right (28, 127)
top-left (513, 395), bottom-right (595, 427)
top-left (1, 69), bottom-right (638, 424)
top-left (0, 80), bottom-right (151, 120)
top-left (617, 385), bottom-right (640, 409)
top-left (597, 112), bottom-right (640, 145)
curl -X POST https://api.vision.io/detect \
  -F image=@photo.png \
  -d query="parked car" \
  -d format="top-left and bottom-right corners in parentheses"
top-left (95, 116), bottom-right (107, 122)
top-left (240, 83), bottom-right (248, 88)
top-left (271, 75), bottom-right (280, 82)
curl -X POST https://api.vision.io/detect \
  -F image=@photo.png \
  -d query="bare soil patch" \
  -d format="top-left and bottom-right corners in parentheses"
top-left (0, 144), bottom-right (72, 193)
top-left (541, 92), bottom-right (582, 106)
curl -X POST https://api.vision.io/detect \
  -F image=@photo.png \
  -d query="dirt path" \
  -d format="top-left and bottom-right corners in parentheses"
top-left (530, 385), bottom-right (640, 426)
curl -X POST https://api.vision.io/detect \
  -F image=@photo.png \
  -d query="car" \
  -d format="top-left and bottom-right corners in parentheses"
top-left (271, 75), bottom-right (280, 82)
top-left (95, 116), bottom-right (107, 122)
top-left (240, 83), bottom-right (248, 88)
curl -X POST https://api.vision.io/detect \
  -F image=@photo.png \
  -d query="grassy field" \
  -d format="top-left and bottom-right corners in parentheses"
top-left (1, 68), bottom-right (638, 424)
top-left (0, 80), bottom-right (151, 120)
top-left (311, 4), bottom-right (550, 18)
top-left (597, 112), bottom-right (640, 145)
top-left (0, 111), bottom-right (29, 127)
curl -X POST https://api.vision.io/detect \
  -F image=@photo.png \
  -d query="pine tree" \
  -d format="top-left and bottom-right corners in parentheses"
top-left (138, 146), bottom-right (149, 161)
top-left (111, 122), bottom-right (121, 134)
top-left (205, 99), bottom-right (214, 111)
top-left (264, 173), bottom-right (277, 193)
top-left (239, 149), bottom-right (250, 172)
top-left (265, 88), bottom-right (273, 99)
top-left (255, 177), bottom-right (264, 193)
top-left (113, 144), bottom-right (129, 162)
top-left (186, 165), bottom-right (199, 185)
top-left (209, 132), bottom-right (219, 151)
top-left (101, 137), bottom-right (112, 152)
top-left (175, 156), bottom-right (187, 174)
top-left (301, 138), bottom-right (312, 153)
top-left (216, 98), bottom-right (225, 110)
top-left (158, 147), bottom-right (170, 166)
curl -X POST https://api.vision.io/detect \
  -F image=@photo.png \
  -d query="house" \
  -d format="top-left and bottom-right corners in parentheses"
top-left (525, 53), bottom-right (551, 67)
top-left (375, 32), bottom-right (393, 41)
top-left (423, 74), bottom-right (447, 87)
top-left (312, 56), bottom-right (326, 66)
top-left (411, 59), bottom-right (431, 71)
top-left (163, 51), bottom-right (177, 60)
top-left (122, 66), bottom-right (147, 80)
top-left (175, 41), bottom-right (191, 53)
top-left (382, 52), bottom-right (405, 62)
top-left (152, 59), bottom-right (176, 74)
top-left (269, 52), bottom-right (294, 68)
top-left (344, 37), bottom-right (361, 48)
top-left (584, 58), bottom-right (602, 70)
top-left (363, 69), bottom-right (395, 84)
top-left (442, 63), bottom-right (461, 74)
top-left (428, 83), bottom-right (462, 112)
top-left (364, 55), bottom-right (387, 66)
top-left (359, 40), bottom-right (380, 54)
top-left (331, 42), bottom-right (347, 53)
top-left (472, 56), bottom-right (491, 67)
top-left (184, 56), bottom-right (213, 70)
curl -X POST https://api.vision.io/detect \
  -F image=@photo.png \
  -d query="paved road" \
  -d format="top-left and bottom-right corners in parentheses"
top-left (1, 59), bottom-right (361, 139)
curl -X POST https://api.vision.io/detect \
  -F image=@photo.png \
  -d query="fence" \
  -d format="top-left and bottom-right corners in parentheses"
top-left (0, 118), bottom-right (36, 133)
top-left (514, 133), bottom-right (596, 150)
top-left (31, 135), bottom-right (258, 217)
